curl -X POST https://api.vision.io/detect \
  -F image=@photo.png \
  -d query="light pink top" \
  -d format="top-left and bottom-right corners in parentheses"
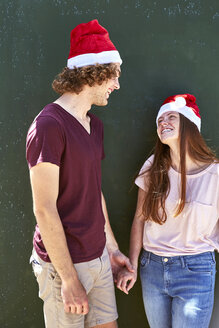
top-left (135, 155), bottom-right (219, 256)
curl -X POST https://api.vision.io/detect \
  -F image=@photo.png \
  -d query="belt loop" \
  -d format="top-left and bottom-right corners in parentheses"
top-left (210, 251), bottom-right (215, 262)
top-left (147, 252), bottom-right (151, 264)
top-left (180, 256), bottom-right (185, 268)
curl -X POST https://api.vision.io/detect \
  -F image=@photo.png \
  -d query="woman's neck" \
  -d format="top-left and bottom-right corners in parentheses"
top-left (170, 149), bottom-right (210, 174)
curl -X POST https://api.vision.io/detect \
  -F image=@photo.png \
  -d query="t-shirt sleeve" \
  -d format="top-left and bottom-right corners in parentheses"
top-left (135, 154), bottom-right (154, 191)
top-left (26, 116), bottom-right (65, 169)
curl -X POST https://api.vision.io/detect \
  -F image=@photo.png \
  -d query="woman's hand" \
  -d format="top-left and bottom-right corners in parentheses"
top-left (116, 267), bottom-right (137, 294)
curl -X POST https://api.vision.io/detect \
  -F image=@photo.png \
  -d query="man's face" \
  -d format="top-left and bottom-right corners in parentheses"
top-left (92, 63), bottom-right (121, 106)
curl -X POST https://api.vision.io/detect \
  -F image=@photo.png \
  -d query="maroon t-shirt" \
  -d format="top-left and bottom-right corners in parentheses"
top-left (26, 103), bottom-right (106, 263)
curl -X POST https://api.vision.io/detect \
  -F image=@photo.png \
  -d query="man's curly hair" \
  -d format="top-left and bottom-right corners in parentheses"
top-left (52, 63), bottom-right (120, 95)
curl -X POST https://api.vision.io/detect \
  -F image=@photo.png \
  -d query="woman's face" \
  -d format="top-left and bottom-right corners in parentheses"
top-left (157, 111), bottom-right (180, 146)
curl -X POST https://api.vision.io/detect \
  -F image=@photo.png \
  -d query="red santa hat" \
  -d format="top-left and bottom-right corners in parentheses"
top-left (67, 19), bottom-right (122, 69)
top-left (156, 94), bottom-right (201, 131)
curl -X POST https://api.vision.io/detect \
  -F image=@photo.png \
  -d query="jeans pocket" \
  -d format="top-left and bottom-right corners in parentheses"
top-left (186, 263), bottom-right (213, 275)
top-left (140, 254), bottom-right (148, 267)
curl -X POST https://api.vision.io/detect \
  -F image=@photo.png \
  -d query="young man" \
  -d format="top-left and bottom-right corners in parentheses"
top-left (26, 20), bottom-right (132, 328)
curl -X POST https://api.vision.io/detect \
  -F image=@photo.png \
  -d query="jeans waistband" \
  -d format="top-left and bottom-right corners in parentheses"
top-left (142, 250), bottom-right (215, 267)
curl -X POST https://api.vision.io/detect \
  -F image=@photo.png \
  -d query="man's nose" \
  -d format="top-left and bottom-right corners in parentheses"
top-left (114, 78), bottom-right (120, 90)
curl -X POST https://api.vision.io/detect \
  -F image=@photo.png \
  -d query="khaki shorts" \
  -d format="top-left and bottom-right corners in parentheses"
top-left (30, 247), bottom-right (118, 328)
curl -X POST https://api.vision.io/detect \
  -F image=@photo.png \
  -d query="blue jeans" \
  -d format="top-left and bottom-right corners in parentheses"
top-left (140, 250), bottom-right (216, 328)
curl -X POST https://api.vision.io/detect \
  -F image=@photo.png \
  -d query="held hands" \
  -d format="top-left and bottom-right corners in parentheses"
top-left (117, 267), bottom-right (137, 294)
top-left (61, 277), bottom-right (89, 315)
top-left (108, 249), bottom-right (134, 283)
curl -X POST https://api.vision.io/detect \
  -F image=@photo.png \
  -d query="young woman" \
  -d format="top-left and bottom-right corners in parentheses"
top-left (117, 94), bottom-right (219, 328)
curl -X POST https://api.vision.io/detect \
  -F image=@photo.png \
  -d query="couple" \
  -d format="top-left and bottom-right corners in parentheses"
top-left (26, 20), bottom-right (219, 328)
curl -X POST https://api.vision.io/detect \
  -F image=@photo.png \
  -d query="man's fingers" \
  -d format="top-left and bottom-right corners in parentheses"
top-left (127, 278), bottom-right (136, 292)
top-left (121, 278), bottom-right (129, 294)
top-left (117, 278), bottom-right (128, 294)
top-left (116, 278), bottom-right (123, 291)
top-left (75, 305), bottom-right (83, 314)
top-left (116, 279), bottom-right (122, 290)
top-left (64, 303), bottom-right (72, 313)
top-left (63, 301), bottom-right (89, 315)
top-left (82, 302), bottom-right (89, 315)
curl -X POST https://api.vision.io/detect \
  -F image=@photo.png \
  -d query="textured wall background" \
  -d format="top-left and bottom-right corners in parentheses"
top-left (1, 1), bottom-right (219, 327)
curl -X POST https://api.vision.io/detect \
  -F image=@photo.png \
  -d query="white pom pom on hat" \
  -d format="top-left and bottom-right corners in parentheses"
top-left (174, 97), bottom-right (186, 108)
top-left (67, 19), bottom-right (122, 69)
top-left (156, 94), bottom-right (201, 131)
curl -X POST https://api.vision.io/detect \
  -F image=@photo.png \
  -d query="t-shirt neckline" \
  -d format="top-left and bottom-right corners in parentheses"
top-left (170, 162), bottom-right (215, 178)
top-left (52, 103), bottom-right (92, 136)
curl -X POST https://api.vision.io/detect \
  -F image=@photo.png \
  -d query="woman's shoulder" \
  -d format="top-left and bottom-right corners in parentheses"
top-left (135, 155), bottom-right (154, 191)
top-left (210, 162), bottom-right (219, 175)
top-left (195, 162), bottom-right (219, 179)
top-left (139, 154), bottom-right (154, 173)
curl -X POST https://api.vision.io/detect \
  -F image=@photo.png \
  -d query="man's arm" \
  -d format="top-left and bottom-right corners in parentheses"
top-left (101, 192), bottom-right (134, 281)
top-left (30, 162), bottom-right (89, 314)
top-left (116, 188), bottom-right (145, 294)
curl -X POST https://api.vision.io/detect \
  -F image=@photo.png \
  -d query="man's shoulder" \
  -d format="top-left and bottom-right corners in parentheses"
top-left (27, 104), bottom-right (65, 140)
top-left (30, 103), bottom-right (66, 131)
top-left (36, 103), bottom-right (61, 121)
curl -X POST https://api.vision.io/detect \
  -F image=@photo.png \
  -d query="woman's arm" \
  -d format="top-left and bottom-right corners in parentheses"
top-left (129, 188), bottom-right (146, 268)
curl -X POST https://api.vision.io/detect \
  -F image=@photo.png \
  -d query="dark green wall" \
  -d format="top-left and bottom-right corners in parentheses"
top-left (1, 1), bottom-right (219, 327)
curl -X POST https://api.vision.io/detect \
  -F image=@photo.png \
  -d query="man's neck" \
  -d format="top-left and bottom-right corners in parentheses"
top-left (54, 90), bottom-right (92, 120)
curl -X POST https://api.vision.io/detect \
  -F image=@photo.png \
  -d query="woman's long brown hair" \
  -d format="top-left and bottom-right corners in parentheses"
top-left (141, 114), bottom-right (218, 224)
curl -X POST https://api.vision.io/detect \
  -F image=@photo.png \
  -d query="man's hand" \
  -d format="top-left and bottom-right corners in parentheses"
top-left (116, 267), bottom-right (137, 294)
top-left (108, 249), bottom-right (134, 282)
top-left (61, 278), bottom-right (89, 315)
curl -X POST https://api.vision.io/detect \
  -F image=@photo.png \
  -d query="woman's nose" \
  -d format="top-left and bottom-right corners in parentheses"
top-left (160, 120), bottom-right (168, 126)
